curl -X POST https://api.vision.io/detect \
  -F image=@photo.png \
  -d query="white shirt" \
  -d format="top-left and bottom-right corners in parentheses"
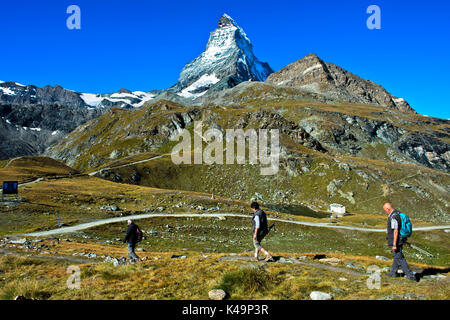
top-left (390, 213), bottom-right (399, 230)
top-left (254, 215), bottom-right (260, 229)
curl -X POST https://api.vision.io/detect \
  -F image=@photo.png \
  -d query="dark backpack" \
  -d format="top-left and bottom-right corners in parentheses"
top-left (136, 225), bottom-right (144, 243)
top-left (256, 210), bottom-right (269, 237)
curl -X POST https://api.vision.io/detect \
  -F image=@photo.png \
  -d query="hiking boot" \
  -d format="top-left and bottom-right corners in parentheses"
top-left (250, 257), bottom-right (259, 262)
top-left (264, 255), bottom-right (274, 262)
top-left (408, 273), bottom-right (420, 282)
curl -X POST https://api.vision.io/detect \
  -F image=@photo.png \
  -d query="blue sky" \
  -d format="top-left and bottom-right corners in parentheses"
top-left (1, 0), bottom-right (449, 118)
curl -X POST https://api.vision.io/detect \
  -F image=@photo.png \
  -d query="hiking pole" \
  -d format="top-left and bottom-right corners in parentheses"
top-left (404, 241), bottom-right (434, 258)
top-left (267, 223), bottom-right (276, 236)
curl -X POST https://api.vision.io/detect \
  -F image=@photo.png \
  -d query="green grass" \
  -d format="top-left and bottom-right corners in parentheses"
top-left (1, 251), bottom-right (448, 300)
top-left (0, 156), bottom-right (78, 183)
top-left (76, 216), bottom-right (450, 267)
top-left (217, 267), bottom-right (274, 297)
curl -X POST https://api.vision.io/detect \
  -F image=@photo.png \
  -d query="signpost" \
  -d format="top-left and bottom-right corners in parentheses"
top-left (2, 181), bottom-right (19, 201)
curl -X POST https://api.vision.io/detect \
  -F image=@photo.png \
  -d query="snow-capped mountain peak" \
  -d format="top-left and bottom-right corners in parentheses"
top-left (173, 13), bottom-right (273, 98)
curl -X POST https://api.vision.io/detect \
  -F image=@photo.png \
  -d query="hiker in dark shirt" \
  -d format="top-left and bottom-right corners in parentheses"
top-left (383, 203), bottom-right (417, 281)
top-left (251, 202), bottom-right (274, 262)
top-left (123, 219), bottom-right (140, 262)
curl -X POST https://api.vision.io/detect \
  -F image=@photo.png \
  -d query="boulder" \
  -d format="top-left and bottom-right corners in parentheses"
top-left (9, 238), bottom-right (27, 245)
top-left (310, 291), bottom-right (333, 300)
top-left (208, 289), bottom-right (226, 300)
top-left (320, 257), bottom-right (342, 265)
top-left (14, 295), bottom-right (36, 300)
top-left (99, 205), bottom-right (119, 211)
top-left (171, 255), bottom-right (187, 259)
top-left (375, 255), bottom-right (390, 261)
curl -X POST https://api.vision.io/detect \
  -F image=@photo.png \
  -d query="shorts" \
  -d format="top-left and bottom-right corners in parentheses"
top-left (253, 236), bottom-right (264, 250)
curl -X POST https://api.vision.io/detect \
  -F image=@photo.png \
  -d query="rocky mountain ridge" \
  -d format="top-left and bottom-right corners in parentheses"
top-left (266, 53), bottom-right (414, 113)
top-left (0, 103), bottom-right (103, 160)
top-left (0, 81), bottom-right (157, 109)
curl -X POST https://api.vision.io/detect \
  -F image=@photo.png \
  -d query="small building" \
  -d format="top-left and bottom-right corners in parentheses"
top-left (329, 203), bottom-right (346, 217)
top-left (2, 181), bottom-right (19, 201)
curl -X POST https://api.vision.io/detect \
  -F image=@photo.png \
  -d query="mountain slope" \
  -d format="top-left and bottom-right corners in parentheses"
top-left (266, 53), bottom-right (414, 113)
top-left (0, 103), bottom-right (103, 160)
top-left (171, 14), bottom-right (273, 98)
top-left (45, 99), bottom-right (450, 223)
top-left (0, 82), bottom-right (156, 159)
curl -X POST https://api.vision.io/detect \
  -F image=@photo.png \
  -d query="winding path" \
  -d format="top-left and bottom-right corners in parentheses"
top-left (3, 154), bottom-right (448, 237)
top-left (25, 212), bottom-right (450, 237)
top-left (0, 154), bottom-right (166, 190)
top-left (87, 155), bottom-right (166, 176)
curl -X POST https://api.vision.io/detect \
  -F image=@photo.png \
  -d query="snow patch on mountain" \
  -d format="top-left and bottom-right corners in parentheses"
top-left (178, 73), bottom-right (220, 98)
top-left (80, 91), bottom-right (156, 108)
top-left (0, 87), bottom-right (16, 96)
top-left (303, 64), bottom-right (322, 75)
top-left (80, 93), bottom-right (104, 107)
top-left (393, 97), bottom-right (406, 104)
top-left (110, 92), bottom-right (137, 99)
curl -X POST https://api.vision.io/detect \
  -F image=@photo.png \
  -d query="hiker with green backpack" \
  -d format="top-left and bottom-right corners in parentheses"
top-left (383, 203), bottom-right (418, 281)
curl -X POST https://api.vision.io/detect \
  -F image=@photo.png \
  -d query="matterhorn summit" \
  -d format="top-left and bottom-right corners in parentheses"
top-left (173, 14), bottom-right (273, 98)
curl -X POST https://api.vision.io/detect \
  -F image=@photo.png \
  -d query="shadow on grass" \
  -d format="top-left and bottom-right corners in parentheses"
top-left (264, 203), bottom-right (329, 219)
top-left (418, 266), bottom-right (450, 278)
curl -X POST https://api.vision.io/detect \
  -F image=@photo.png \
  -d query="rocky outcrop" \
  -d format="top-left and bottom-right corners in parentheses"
top-left (0, 82), bottom-right (86, 107)
top-left (298, 108), bottom-right (449, 172)
top-left (0, 103), bottom-right (103, 133)
top-left (233, 109), bottom-right (326, 153)
top-left (266, 53), bottom-right (415, 113)
top-left (0, 103), bottom-right (104, 160)
top-left (397, 132), bottom-right (450, 171)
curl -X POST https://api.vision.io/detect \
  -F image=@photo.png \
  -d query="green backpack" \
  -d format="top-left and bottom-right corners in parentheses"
top-left (396, 212), bottom-right (413, 239)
